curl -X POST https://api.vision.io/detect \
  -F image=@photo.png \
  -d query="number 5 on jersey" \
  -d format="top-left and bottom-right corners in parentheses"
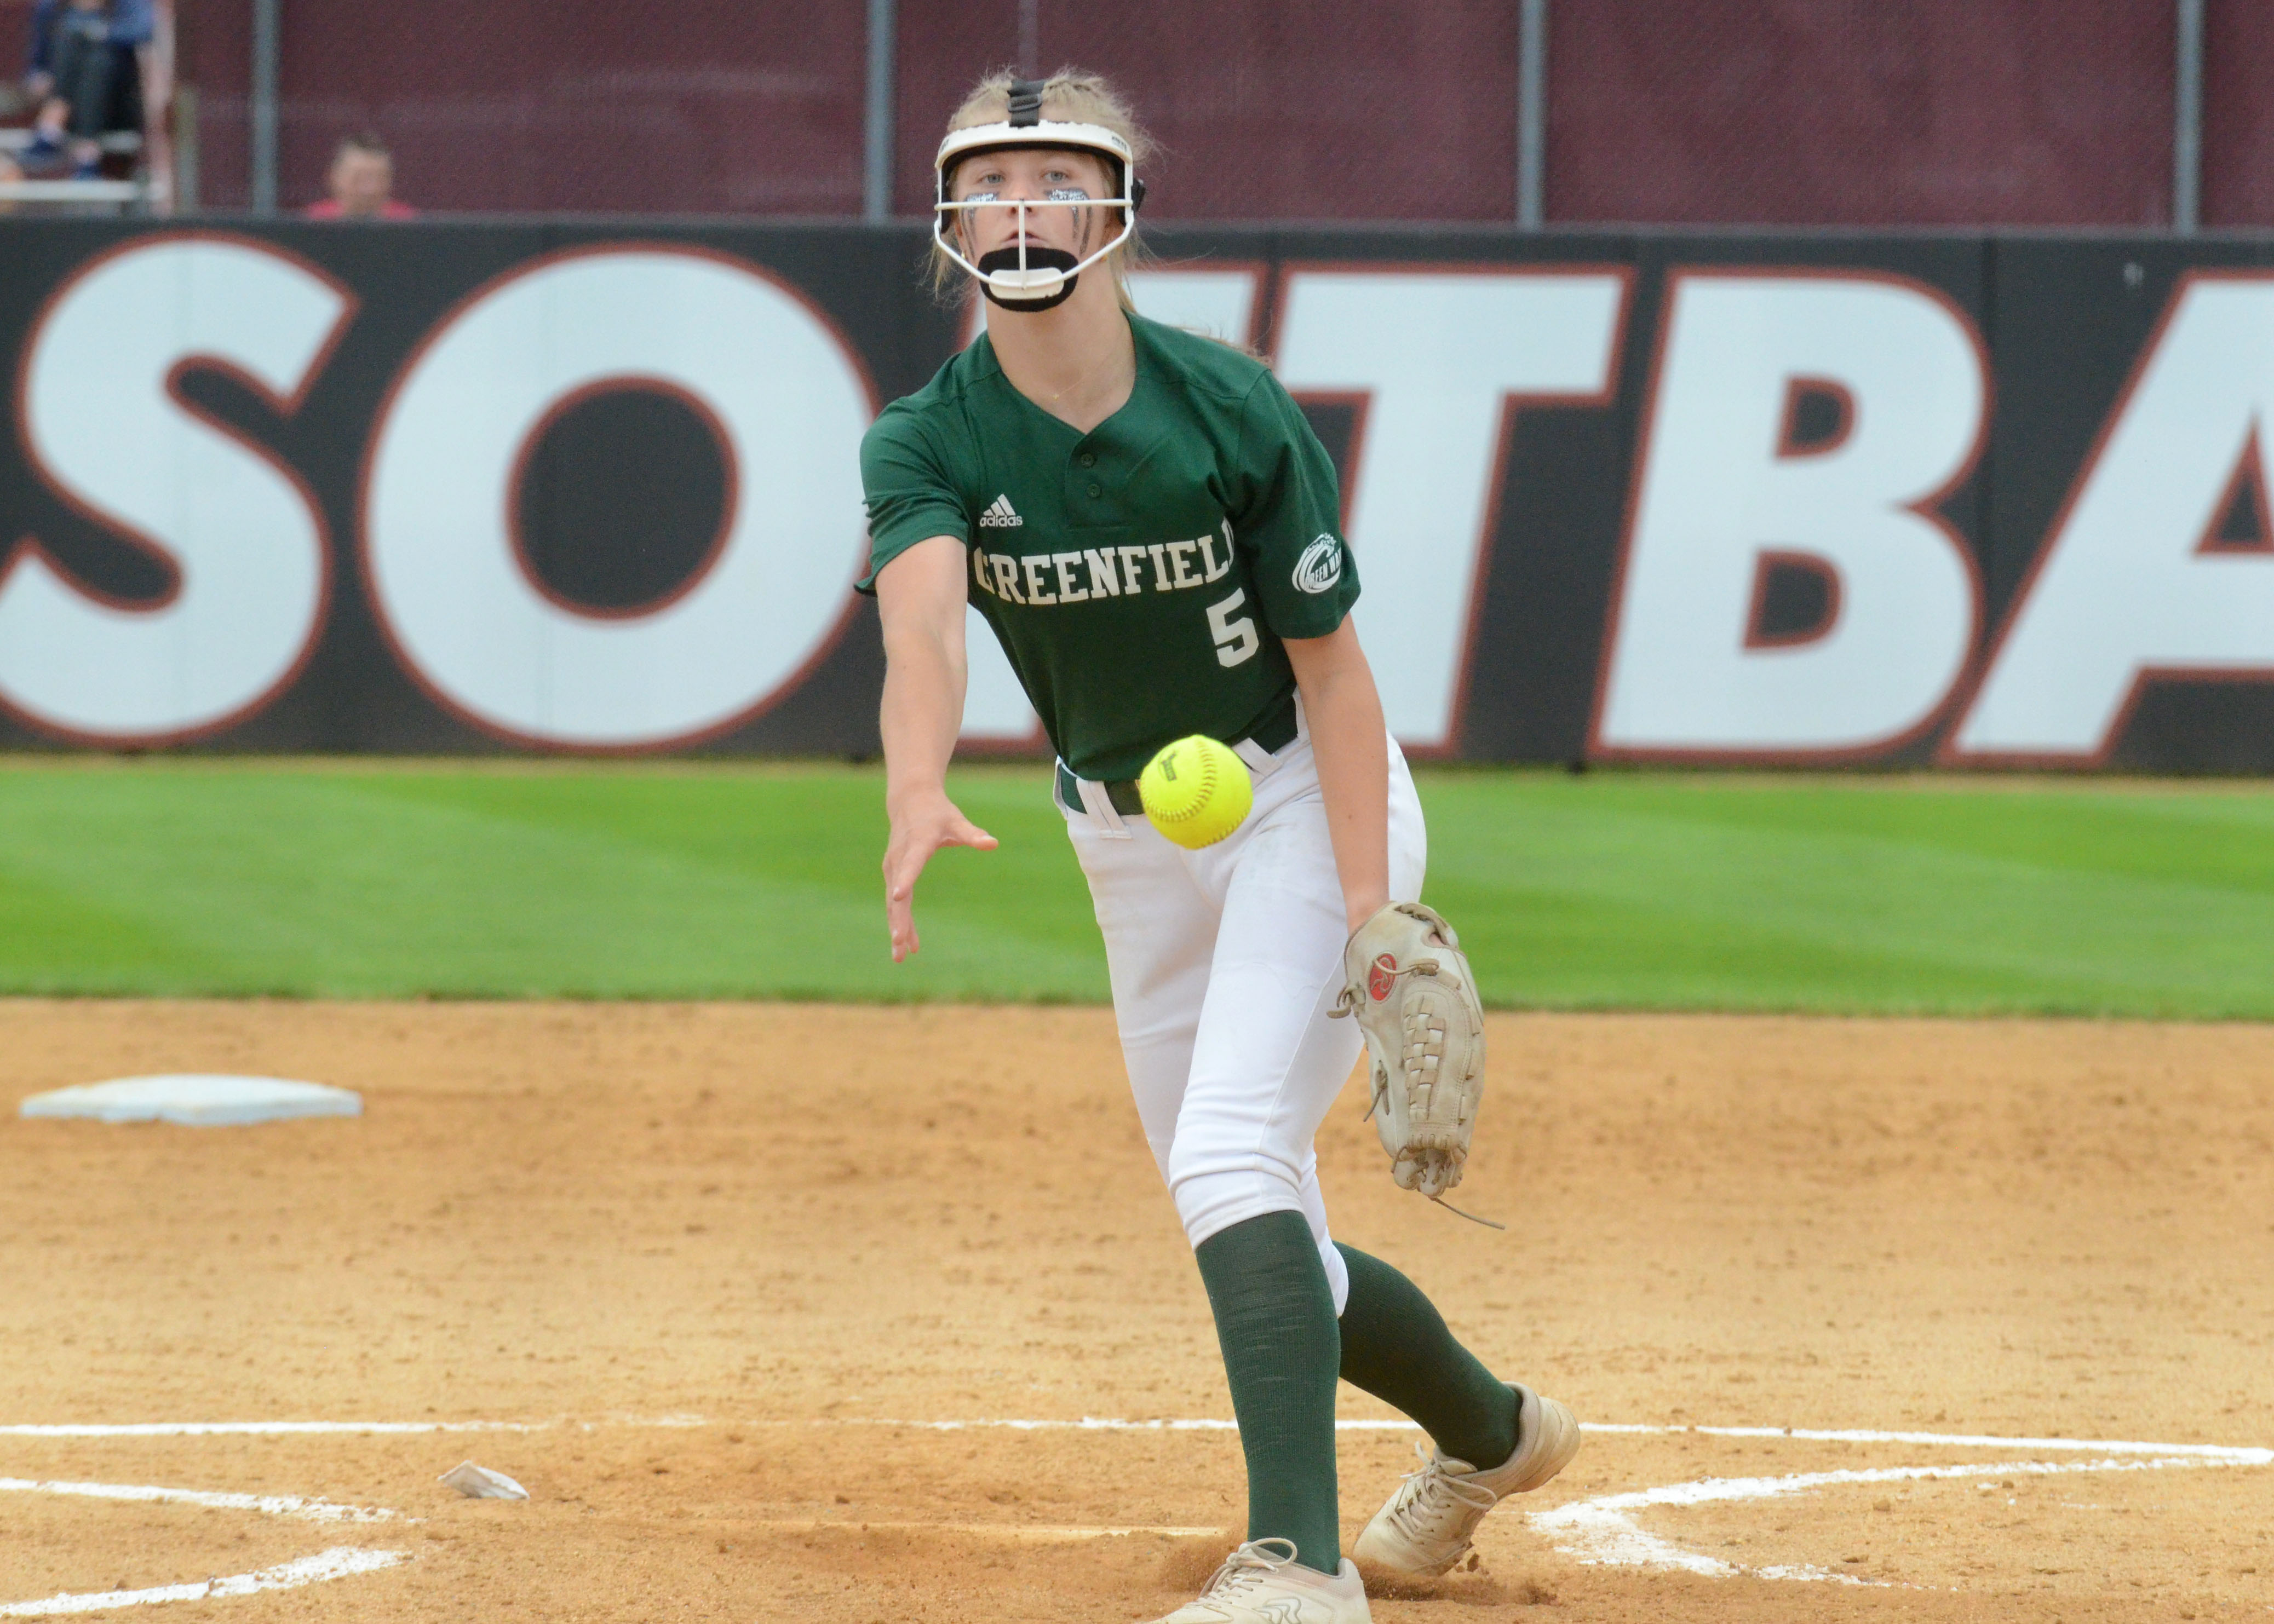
top-left (1209, 588), bottom-right (1259, 667)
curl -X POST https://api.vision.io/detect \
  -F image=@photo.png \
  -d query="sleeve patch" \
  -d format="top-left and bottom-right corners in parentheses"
top-left (1293, 534), bottom-right (1345, 595)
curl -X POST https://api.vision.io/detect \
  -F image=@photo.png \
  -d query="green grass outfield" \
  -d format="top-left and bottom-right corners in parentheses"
top-left (1, 758), bottom-right (2270, 1018)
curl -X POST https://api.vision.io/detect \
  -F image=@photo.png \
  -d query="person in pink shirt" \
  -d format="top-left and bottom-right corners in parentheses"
top-left (303, 133), bottom-right (417, 219)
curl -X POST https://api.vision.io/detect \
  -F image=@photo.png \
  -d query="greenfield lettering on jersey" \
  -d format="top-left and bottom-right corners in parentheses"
top-left (859, 313), bottom-right (1358, 782)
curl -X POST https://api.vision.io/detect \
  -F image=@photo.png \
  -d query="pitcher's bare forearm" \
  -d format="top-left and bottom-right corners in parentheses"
top-left (874, 536), bottom-right (996, 959)
top-left (877, 535), bottom-right (977, 810)
top-left (1287, 620), bottom-right (1391, 934)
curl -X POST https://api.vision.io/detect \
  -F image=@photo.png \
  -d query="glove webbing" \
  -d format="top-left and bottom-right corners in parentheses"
top-left (1336, 963), bottom-right (1503, 1231)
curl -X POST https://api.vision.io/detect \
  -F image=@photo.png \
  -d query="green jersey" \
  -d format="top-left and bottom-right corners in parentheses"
top-left (859, 313), bottom-right (1358, 782)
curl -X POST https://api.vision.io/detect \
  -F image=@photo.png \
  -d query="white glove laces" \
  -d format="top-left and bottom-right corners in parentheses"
top-left (1429, 1193), bottom-right (1505, 1229)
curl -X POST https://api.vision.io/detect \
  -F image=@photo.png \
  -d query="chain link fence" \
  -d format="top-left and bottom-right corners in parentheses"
top-left (8, 0), bottom-right (2269, 226)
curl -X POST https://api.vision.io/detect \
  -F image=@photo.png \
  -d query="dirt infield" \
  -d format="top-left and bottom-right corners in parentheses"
top-left (2, 1001), bottom-right (2269, 1622)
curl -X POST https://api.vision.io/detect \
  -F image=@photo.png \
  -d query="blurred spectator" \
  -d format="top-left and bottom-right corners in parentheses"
top-left (19, 0), bottom-right (151, 179)
top-left (304, 133), bottom-right (418, 219)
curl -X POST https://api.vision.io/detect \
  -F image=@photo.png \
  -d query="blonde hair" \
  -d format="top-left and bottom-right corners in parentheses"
top-left (929, 67), bottom-right (1156, 312)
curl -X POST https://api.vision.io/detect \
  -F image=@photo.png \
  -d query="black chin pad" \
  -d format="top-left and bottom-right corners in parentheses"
top-left (977, 245), bottom-right (1081, 312)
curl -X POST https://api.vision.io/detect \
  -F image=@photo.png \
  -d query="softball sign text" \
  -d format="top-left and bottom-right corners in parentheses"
top-left (1, 224), bottom-right (2269, 767)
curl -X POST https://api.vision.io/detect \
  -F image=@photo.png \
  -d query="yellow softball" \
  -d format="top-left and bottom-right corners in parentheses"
top-left (1138, 735), bottom-right (1254, 849)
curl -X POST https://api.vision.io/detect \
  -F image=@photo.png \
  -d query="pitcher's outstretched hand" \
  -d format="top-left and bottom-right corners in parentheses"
top-left (883, 794), bottom-right (996, 961)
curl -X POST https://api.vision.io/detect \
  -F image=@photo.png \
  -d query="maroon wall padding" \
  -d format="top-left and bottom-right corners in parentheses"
top-left (176, 0), bottom-right (248, 202)
top-left (177, 1), bottom-right (863, 213)
top-left (2201, 0), bottom-right (2274, 226)
top-left (146, 0), bottom-right (2225, 229)
top-left (1547, 0), bottom-right (2175, 227)
top-left (2, 0), bottom-right (35, 67)
top-left (4, 0), bottom-right (44, 118)
top-left (892, 0), bottom-right (1521, 221)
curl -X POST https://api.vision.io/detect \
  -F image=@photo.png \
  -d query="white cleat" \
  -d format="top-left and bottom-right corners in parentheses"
top-left (1144, 1537), bottom-right (1371, 1623)
top-left (1351, 1384), bottom-right (1582, 1580)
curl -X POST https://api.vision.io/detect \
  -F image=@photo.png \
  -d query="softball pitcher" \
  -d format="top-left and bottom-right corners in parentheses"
top-left (860, 70), bottom-right (1581, 1623)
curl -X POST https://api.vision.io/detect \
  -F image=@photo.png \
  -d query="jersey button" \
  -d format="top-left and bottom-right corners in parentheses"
top-left (1087, 482), bottom-right (1102, 497)
top-left (1078, 452), bottom-right (1096, 467)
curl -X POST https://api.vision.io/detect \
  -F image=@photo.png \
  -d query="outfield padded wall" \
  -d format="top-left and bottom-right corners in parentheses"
top-left (5, 219), bottom-right (2274, 769)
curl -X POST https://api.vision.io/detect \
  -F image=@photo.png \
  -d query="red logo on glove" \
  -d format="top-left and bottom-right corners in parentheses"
top-left (1368, 954), bottom-right (1398, 1001)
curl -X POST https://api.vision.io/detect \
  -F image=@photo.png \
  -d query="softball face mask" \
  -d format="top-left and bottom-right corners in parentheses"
top-left (934, 80), bottom-right (1144, 312)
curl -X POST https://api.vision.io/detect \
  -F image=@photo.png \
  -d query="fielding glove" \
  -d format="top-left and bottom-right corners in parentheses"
top-left (1331, 901), bottom-right (1487, 1202)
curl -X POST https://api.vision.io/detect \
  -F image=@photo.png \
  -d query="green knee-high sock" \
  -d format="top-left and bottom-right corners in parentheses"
top-left (1193, 1211), bottom-right (1342, 1575)
top-left (1335, 1242), bottom-right (1520, 1471)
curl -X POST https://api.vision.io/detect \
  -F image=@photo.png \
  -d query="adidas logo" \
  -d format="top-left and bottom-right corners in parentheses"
top-left (978, 494), bottom-right (1024, 528)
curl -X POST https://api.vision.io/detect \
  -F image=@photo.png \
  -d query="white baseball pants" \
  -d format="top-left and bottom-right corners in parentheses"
top-left (1060, 713), bottom-right (1428, 1314)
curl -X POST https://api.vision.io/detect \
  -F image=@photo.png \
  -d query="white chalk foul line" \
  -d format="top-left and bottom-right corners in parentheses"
top-left (749, 1519), bottom-right (1224, 1541)
top-left (0, 1548), bottom-right (406, 1618)
top-left (0, 1415), bottom-right (712, 1440)
top-left (788, 1416), bottom-right (2274, 1590)
top-left (10, 1415), bottom-right (2273, 1465)
top-left (0, 1477), bottom-right (401, 1524)
top-left (0, 1421), bottom-right (537, 1440)
top-left (794, 1416), bottom-right (2274, 1464)
top-left (0, 1478), bottom-right (411, 1615)
top-left (13, 1413), bottom-right (2272, 1596)
top-left (1582, 1422), bottom-right (2274, 1461)
top-left (1528, 1454), bottom-right (2267, 1586)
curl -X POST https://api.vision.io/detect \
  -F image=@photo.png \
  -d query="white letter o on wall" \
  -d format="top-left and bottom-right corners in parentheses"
top-left (363, 247), bottom-right (874, 748)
